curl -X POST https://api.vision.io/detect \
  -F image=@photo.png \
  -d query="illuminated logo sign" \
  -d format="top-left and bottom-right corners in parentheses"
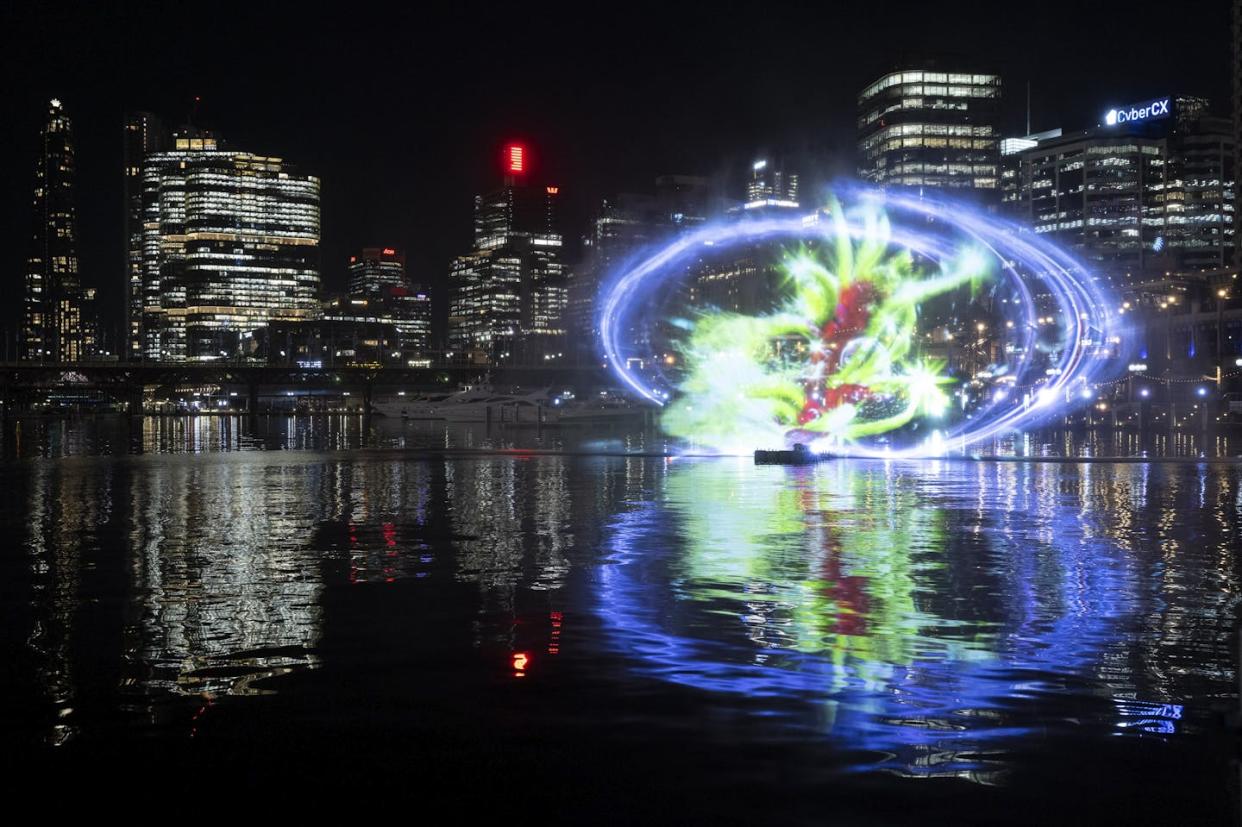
top-left (1104, 97), bottom-right (1171, 126)
top-left (546, 186), bottom-right (559, 195)
top-left (505, 143), bottom-right (525, 173)
top-left (382, 247), bottom-right (396, 256)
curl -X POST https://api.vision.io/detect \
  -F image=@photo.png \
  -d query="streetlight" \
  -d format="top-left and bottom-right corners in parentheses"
top-left (1217, 288), bottom-right (1229, 386)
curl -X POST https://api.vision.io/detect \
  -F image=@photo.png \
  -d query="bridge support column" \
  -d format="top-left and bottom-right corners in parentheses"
top-left (248, 383), bottom-right (260, 417)
top-left (126, 385), bottom-right (144, 417)
top-left (362, 382), bottom-right (374, 416)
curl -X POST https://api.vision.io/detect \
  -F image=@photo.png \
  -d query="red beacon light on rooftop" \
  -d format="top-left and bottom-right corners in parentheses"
top-left (505, 143), bottom-right (526, 174)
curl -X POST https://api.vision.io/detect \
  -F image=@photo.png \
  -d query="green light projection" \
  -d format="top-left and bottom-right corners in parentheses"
top-left (661, 206), bottom-right (990, 449)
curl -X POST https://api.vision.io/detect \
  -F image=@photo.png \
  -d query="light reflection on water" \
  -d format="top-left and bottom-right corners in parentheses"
top-left (1, 413), bottom-right (1238, 459)
top-left (596, 458), bottom-right (1240, 778)
top-left (1, 420), bottom-right (1239, 808)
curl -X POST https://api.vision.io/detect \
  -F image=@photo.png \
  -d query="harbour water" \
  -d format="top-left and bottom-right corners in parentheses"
top-left (1, 415), bottom-right (1239, 823)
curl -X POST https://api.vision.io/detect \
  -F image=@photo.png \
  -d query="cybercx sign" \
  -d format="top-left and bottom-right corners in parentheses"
top-left (1104, 97), bottom-right (1171, 126)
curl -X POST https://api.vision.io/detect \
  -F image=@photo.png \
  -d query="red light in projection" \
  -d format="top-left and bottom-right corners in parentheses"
top-left (512, 652), bottom-right (529, 677)
top-left (506, 144), bottom-right (525, 174)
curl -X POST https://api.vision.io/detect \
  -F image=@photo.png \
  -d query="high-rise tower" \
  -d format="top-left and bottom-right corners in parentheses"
top-left (447, 143), bottom-right (567, 363)
top-left (23, 99), bottom-right (94, 361)
top-left (123, 112), bottom-right (166, 360)
top-left (1233, 0), bottom-right (1241, 265)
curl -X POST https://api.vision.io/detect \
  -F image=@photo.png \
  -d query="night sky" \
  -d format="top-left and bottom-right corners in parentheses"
top-left (0, 1), bottom-right (1232, 349)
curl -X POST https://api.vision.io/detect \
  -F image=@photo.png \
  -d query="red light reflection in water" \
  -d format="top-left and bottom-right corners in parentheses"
top-left (189, 695), bottom-right (215, 738)
top-left (548, 611), bottom-right (562, 655)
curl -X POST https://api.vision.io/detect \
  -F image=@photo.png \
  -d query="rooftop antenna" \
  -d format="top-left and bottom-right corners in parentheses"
top-left (1026, 81), bottom-right (1031, 135)
top-left (189, 95), bottom-right (201, 128)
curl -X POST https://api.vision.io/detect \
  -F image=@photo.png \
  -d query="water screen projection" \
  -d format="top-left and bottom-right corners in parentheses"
top-left (599, 188), bottom-right (1124, 455)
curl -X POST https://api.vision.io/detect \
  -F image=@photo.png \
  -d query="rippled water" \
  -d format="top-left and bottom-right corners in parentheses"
top-left (1, 417), bottom-right (1239, 822)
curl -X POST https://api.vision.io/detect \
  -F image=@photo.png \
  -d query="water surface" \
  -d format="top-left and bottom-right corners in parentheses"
top-left (1, 417), bottom-right (1238, 823)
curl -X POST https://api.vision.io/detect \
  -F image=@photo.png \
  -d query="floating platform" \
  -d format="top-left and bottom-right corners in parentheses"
top-left (754, 446), bottom-right (834, 465)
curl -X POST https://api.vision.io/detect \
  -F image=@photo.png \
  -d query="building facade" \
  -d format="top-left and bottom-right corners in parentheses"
top-left (253, 315), bottom-right (402, 368)
top-left (568, 175), bottom-right (714, 363)
top-left (1234, 0), bottom-right (1241, 265)
top-left (448, 153), bottom-right (567, 364)
top-left (348, 247), bottom-right (406, 297)
top-left (141, 130), bottom-right (321, 361)
top-left (692, 157), bottom-right (806, 315)
top-left (746, 158), bottom-right (799, 207)
top-left (1004, 95), bottom-right (1234, 288)
top-left (123, 112), bottom-right (166, 360)
top-left (857, 68), bottom-right (1002, 198)
top-left (23, 99), bottom-right (96, 361)
top-left (343, 248), bottom-right (432, 363)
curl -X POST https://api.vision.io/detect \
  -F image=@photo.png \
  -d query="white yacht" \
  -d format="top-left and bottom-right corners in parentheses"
top-left (555, 393), bottom-right (652, 423)
top-left (370, 387), bottom-right (558, 424)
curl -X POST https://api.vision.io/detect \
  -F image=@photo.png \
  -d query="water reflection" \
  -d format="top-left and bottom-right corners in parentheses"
top-left (4, 436), bottom-right (1239, 803)
top-left (597, 458), bottom-right (1239, 779)
top-left (1, 414), bottom-right (1238, 460)
top-left (125, 459), bottom-right (326, 703)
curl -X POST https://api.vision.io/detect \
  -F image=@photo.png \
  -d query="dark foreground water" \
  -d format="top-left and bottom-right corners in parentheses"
top-left (1, 417), bottom-right (1240, 823)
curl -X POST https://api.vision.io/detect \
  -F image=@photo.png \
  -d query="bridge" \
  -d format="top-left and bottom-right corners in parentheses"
top-left (0, 360), bottom-right (615, 414)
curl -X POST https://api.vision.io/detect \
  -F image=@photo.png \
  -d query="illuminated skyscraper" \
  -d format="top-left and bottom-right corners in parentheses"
top-left (348, 247), bottom-right (406, 297)
top-left (385, 284), bottom-right (433, 362)
top-left (1234, 0), bottom-right (1241, 264)
top-left (857, 67), bottom-right (1002, 197)
top-left (23, 99), bottom-right (95, 362)
top-left (746, 158), bottom-right (799, 207)
top-left (1004, 95), bottom-right (1234, 285)
top-left (345, 248), bottom-right (432, 362)
top-left (141, 129), bottom-right (320, 361)
top-left (1166, 106), bottom-right (1235, 272)
top-left (693, 157), bottom-right (803, 315)
top-left (448, 144), bottom-right (567, 363)
top-left (123, 112), bottom-right (166, 360)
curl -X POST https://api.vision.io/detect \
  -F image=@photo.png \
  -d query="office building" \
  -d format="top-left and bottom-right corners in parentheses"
top-left (141, 128), bottom-right (321, 361)
top-left (746, 158), bottom-right (799, 207)
top-left (383, 285), bottom-right (432, 362)
top-left (1167, 109), bottom-right (1235, 271)
top-left (23, 99), bottom-right (96, 361)
top-left (252, 313), bottom-right (402, 368)
top-left (448, 145), bottom-right (568, 363)
top-left (568, 176), bottom-right (714, 362)
top-left (857, 67), bottom-right (1002, 198)
top-left (123, 112), bottom-right (166, 360)
top-left (341, 248), bottom-right (433, 363)
top-left (1004, 95), bottom-right (1234, 287)
top-left (693, 157), bottom-right (806, 314)
top-left (1234, 0), bottom-right (1242, 264)
top-left (348, 247), bottom-right (406, 298)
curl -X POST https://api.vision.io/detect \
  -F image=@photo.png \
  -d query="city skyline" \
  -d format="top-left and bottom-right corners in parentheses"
top-left (0, 2), bottom-right (1235, 355)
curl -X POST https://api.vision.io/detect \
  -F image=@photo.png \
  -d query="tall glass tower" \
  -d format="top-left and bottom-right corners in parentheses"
top-left (24, 99), bottom-right (94, 361)
top-left (857, 68), bottom-right (1002, 198)
top-left (123, 112), bottom-right (166, 360)
top-left (448, 145), bottom-right (567, 364)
